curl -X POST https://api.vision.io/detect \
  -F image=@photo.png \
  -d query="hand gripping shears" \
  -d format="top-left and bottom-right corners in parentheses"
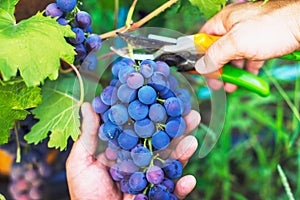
top-left (115, 32), bottom-right (300, 97)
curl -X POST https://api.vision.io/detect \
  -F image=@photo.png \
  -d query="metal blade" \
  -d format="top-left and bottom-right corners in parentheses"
top-left (116, 32), bottom-right (176, 50)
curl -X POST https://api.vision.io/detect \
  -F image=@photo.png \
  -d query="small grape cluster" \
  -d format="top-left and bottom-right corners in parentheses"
top-left (92, 58), bottom-right (192, 200)
top-left (45, 0), bottom-right (101, 70)
top-left (8, 151), bottom-right (52, 200)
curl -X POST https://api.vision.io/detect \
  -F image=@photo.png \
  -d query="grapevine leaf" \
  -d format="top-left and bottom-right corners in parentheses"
top-left (24, 75), bottom-right (82, 151)
top-left (0, 12), bottom-right (76, 87)
top-left (0, 81), bottom-right (41, 145)
top-left (189, 0), bottom-right (226, 19)
top-left (0, 0), bottom-right (19, 17)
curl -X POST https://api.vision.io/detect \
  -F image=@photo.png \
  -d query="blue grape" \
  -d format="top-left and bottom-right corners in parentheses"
top-left (148, 72), bottom-right (168, 91)
top-left (86, 25), bottom-right (93, 33)
top-left (112, 61), bottom-right (128, 77)
top-left (167, 75), bottom-right (178, 91)
top-left (165, 117), bottom-right (186, 138)
top-left (152, 131), bottom-right (170, 150)
top-left (163, 159), bottom-right (182, 179)
top-left (119, 160), bottom-right (139, 177)
top-left (127, 72), bottom-right (144, 89)
top-left (45, 3), bottom-right (63, 18)
top-left (128, 100), bottom-right (148, 121)
top-left (121, 58), bottom-right (135, 66)
top-left (105, 147), bottom-right (118, 161)
top-left (101, 110), bottom-right (109, 123)
top-left (85, 34), bottom-right (102, 52)
top-left (74, 43), bottom-right (87, 62)
top-left (134, 194), bottom-right (149, 200)
top-left (134, 118), bottom-right (155, 138)
top-left (117, 149), bottom-right (132, 161)
top-left (129, 172), bottom-right (147, 192)
top-left (156, 61), bottom-right (170, 77)
top-left (110, 79), bottom-right (119, 86)
top-left (57, 17), bottom-right (68, 26)
top-left (110, 165), bottom-right (123, 181)
top-left (140, 59), bottom-right (155, 78)
top-left (170, 194), bottom-right (178, 200)
top-left (164, 97), bottom-right (182, 117)
top-left (162, 178), bottom-right (175, 192)
top-left (100, 85), bottom-right (118, 105)
top-left (68, 27), bottom-right (85, 44)
top-left (118, 65), bottom-right (136, 83)
top-left (120, 179), bottom-right (130, 193)
top-left (159, 87), bottom-right (176, 99)
top-left (75, 11), bottom-right (92, 30)
top-left (98, 125), bottom-right (108, 142)
top-left (81, 52), bottom-right (98, 71)
top-left (103, 121), bottom-right (121, 140)
top-left (149, 103), bottom-right (167, 123)
top-left (148, 184), bottom-right (170, 200)
top-left (138, 85), bottom-right (157, 105)
top-left (118, 129), bottom-right (138, 150)
top-left (146, 165), bottom-right (164, 184)
top-left (117, 84), bottom-right (137, 103)
top-left (108, 138), bottom-right (120, 150)
top-left (56, 0), bottom-right (77, 12)
top-left (108, 104), bottom-right (128, 125)
top-left (175, 89), bottom-right (191, 102)
top-left (131, 145), bottom-right (152, 167)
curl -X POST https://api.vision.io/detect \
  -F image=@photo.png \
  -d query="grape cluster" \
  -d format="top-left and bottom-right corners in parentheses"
top-left (45, 0), bottom-right (101, 70)
top-left (0, 115), bottom-right (54, 200)
top-left (8, 151), bottom-right (52, 200)
top-left (92, 58), bottom-right (192, 200)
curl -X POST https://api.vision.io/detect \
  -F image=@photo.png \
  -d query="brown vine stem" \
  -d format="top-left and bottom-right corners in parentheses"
top-left (99, 0), bottom-right (178, 39)
top-left (59, 65), bottom-right (80, 74)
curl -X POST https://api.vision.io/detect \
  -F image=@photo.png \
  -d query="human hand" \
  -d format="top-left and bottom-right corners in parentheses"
top-left (66, 102), bottom-right (201, 200)
top-left (195, 0), bottom-right (300, 92)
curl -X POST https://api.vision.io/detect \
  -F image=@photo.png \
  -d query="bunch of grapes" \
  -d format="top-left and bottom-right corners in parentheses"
top-left (92, 58), bottom-right (192, 200)
top-left (8, 151), bottom-right (52, 200)
top-left (45, 0), bottom-right (101, 70)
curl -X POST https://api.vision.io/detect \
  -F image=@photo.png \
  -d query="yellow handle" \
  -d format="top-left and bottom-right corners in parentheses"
top-left (194, 33), bottom-right (221, 54)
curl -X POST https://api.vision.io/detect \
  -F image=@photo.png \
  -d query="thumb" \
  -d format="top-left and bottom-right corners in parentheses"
top-left (71, 102), bottom-right (100, 158)
top-left (195, 34), bottom-right (240, 74)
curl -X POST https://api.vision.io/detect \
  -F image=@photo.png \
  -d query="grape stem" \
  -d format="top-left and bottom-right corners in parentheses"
top-left (60, 59), bottom-right (85, 105)
top-left (99, 0), bottom-right (178, 39)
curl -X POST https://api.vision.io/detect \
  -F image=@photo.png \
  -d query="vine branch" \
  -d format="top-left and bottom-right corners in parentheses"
top-left (99, 0), bottom-right (178, 39)
top-left (60, 59), bottom-right (85, 105)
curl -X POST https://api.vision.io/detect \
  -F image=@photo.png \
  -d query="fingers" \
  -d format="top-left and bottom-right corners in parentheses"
top-left (195, 32), bottom-right (243, 74)
top-left (184, 110), bottom-right (201, 134)
top-left (171, 135), bottom-right (198, 167)
top-left (174, 175), bottom-right (197, 200)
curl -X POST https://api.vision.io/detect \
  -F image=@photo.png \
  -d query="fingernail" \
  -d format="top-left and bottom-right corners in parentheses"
top-left (195, 56), bottom-right (219, 74)
top-left (195, 57), bottom-right (206, 74)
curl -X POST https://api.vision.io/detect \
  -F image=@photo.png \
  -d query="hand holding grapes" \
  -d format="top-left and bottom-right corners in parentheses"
top-left (195, 0), bottom-right (300, 92)
top-left (66, 103), bottom-right (200, 200)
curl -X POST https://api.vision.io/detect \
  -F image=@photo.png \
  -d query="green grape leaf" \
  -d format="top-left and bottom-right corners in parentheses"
top-left (0, 81), bottom-right (42, 145)
top-left (0, 0), bottom-right (18, 17)
top-left (24, 75), bottom-right (82, 151)
top-left (0, 12), bottom-right (76, 87)
top-left (189, 0), bottom-right (226, 19)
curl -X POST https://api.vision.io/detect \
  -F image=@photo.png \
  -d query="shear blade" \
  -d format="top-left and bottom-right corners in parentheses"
top-left (116, 32), bottom-right (176, 50)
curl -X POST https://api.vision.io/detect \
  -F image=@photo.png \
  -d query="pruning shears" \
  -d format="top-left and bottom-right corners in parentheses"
top-left (115, 32), bottom-right (300, 97)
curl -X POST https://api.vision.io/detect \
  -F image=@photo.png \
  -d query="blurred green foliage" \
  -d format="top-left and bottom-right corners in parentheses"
top-left (81, 1), bottom-right (300, 199)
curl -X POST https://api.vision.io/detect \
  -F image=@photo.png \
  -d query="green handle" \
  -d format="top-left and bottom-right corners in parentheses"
top-left (280, 51), bottom-right (300, 61)
top-left (221, 64), bottom-right (270, 97)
